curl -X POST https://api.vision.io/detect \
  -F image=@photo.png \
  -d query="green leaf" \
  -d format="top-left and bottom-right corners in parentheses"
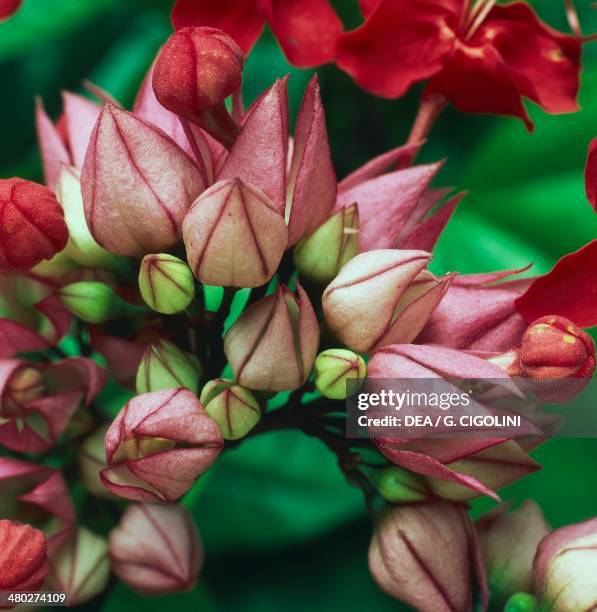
top-left (187, 430), bottom-right (364, 552)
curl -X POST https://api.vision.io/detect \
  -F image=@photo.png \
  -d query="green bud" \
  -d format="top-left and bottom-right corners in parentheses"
top-left (139, 253), bottom-right (195, 315)
top-left (504, 594), bottom-right (538, 612)
top-left (136, 339), bottom-right (202, 394)
top-left (59, 281), bottom-right (143, 323)
top-left (373, 466), bottom-right (429, 503)
top-left (314, 348), bottom-right (366, 399)
top-left (200, 378), bottom-right (261, 440)
top-left (56, 166), bottom-right (123, 270)
top-left (294, 204), bottom-right (359, 284)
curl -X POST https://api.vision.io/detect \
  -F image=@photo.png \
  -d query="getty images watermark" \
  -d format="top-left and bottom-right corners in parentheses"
top-left (345, 377), bottom-right (597, 439)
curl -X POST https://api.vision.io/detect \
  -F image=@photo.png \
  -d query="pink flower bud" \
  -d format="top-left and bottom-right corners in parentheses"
top-left (534, 516), bottom-right (597, 611)
top-left (224, 284), bottom-right (319, 391)
top-left (183, 179), bottom-right (287, 288)
top-left (153, 27), bottom-right (244, 147)
top-left (48, 527), bottom-right (109, 606)
top-left (109, 503), bottom-right (202, 595)
top-left (0, 458), bottom-right (76, 552)
top-left (0, 520), bottom-right (48, 594)
top-left (477, 501), bottom-right (549, 603)
top-left (0, 357), bottom-right (106, 453)
top-left (0, 459), bottom-right (75, 561)
top-left (322, 249), bottom-right (451, 353)
top-left (369, 502), bottom-right (482, 611)
top-left (0, 178), bottom-right (68, 272)
top-left (101, 388), bottom-right (223, 502)
top-left (81, 102), bottom-right (205, 257)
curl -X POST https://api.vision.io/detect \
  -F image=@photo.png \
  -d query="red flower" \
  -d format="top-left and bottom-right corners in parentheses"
top-left (515, 240), bottom-right (597, 329)
top-left (586, 137), bottom-right (597, 212)
top-left (171, 0), bottom-right (343, 67)
top-left (0, 0), bottom-right (21, 20)
top-left (337, 0), bottom-right (581, 128)
top-left (0, 178), bottom-right (68, 272)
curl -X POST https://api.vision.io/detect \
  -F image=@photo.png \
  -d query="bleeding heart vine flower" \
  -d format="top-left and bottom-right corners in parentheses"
top-left (337, 0), bottom-right (581, 130)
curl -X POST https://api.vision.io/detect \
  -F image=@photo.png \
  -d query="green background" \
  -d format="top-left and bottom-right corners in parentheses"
top-left (1, 1), bottom-right (596, 610)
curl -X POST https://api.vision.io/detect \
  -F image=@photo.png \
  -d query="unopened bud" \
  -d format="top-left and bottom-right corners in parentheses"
top-left (200, 378), bottom-right (261, 440)
top-left (294, 204), bottom-right (359, 285)
top-left (59, 281), bottom-right (144, 323)
top-left (110, 503), bottom-right (202, 595)
top-left (48, 527), bottom-right (109, 605)
top-left (504, 593), bottom-right (538, 612)
top-left (136, 339), bottom-right (202, 394)
top-left (372, 466), bottom-right (429, 503)
top-left (314, 348), bottom-right (366, 399)
top-left (153, 27), bottom-right (244, 147)
top-left (139, 254), bottom-right (195, 314)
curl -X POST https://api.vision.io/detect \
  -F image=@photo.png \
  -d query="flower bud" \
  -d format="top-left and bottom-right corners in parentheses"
top-left (372, 466), bottom-right (430, 503)
top-left (477, 501), bottom-right (549, 603)
top-left (314, 348), bottom-right (366, 399)
top-left (183, 179), bottom-right (288, 288)
top-left (504, 593), bottom-right (538, 612)
top-left (109, 503), bottom-right (202, 595)
top-left (139, 254), bottom-right (195, 314)
top-left (493, 315), bottom-right (596, 402)
top-left (369, 502), bottom-right (478, 611)
top-left (101, 388), bottom-right (223, 502)
top-left (0, 178), bottom-right (68, 272)
top-left (0, 520), bottom-right (48, 593)
top-left (59, 281), bottom-right (144, 324)
top-left (136, 339), bottom-right (202, 394)
top-left (81, 102), bottom-right (205, 257)
top-left (200, 378), bottom-right (261, 440)
top-left (55, 165), bottom-right (122, 270)
top-left (152, 27), bottom-right (244, 147)
top-left (534, 516), bottom-right (597, 612)
top-left (294, 204), bottom-right (359, 285)
top-left (322, 249), bottom-right (451, 353)
top-left (47, 527), bottom-right (109, 606)
top-left (224, 284), bottom-right (319, 391)
top-left (78, 425), bottom-right (114, 499)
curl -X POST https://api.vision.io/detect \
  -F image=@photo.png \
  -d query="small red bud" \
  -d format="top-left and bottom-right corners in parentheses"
top-left (153, 27), bottom-right (244, 147)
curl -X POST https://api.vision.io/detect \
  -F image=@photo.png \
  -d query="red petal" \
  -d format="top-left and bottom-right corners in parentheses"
top-left (170, 0), bottom-right (265, 55)
top-left (336, 0), bottom-right (458, 98)
top-left (515, 240), bottom-right (597, 328)
top-left (476, 2), bottom-right (581, 115)
top-left (586, 138), bottom-right (597, 212)
top-left (268, 0), bottom-right (343, 67)
top-left (427, 41), bottom-right (532, 129)
top-left (0, 0), bottom-right (20, 20)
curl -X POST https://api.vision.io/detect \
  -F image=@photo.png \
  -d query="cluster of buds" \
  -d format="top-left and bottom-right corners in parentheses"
top-left (0, 11), bottom-right (593, 610)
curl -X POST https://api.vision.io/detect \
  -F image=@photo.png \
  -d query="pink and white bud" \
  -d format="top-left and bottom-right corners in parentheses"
top-left (110, 503), bottom-right (202, 595)
top-left (322, 250), bottom-right (451, 353)
top-left (0, 520), bottom-right (48, 595)
top-left (48, 527), bottom-right (109, 606)
top-left (477, 501), bottom-right (550, 603)
top-left (369, 502), bottom-right (482, 611)
top-left (224, 284), bottom-right (319, 391)
top-left (81, 102), bottom-right (205, 257)
top-left (101, 388), bottom-right (223, 502)
top-left (534, 516), bottom-right (597, 611)
top-left (183, 179), bottom-right (287, 288)
top-left (152, 27), bottom-right (244, 147)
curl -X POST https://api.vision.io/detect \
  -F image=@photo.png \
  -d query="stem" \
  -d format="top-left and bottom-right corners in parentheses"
top-left (197, 102), bottom-right (240, 150)
top-left (407, 93), bottom-right (448, 147)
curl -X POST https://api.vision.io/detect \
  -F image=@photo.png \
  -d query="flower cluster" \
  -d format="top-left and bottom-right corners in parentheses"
top-left (0, 7), bottom-right (595, 610)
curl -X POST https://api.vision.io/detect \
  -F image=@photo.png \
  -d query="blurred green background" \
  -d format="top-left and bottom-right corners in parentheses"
top-left (1, 1), bottom-right (596, 610)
